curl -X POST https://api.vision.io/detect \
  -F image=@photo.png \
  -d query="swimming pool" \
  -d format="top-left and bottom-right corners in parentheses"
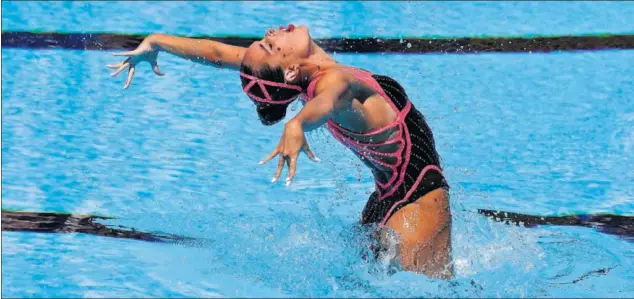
top-left (2, 1), bottom-right (634, 298)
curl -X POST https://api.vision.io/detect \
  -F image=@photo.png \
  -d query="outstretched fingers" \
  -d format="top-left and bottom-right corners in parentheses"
top-left (109, 62), bottom-right (129, 77)
top-left (108, 47), bottom-right (164, 89)
top-left (112, 49), bottom-right (144, 57)
top-left (106, 63), bottom-right (123, 69)
top-left (303, 144), bottom-right (320, 162)
top-left (272, 156), bottom-right (285, 183)
top-left (286, 156), bottom-right (297, 186)
top-left (151, 61), bottom-right (165, 76)
top-left (259, 147), bottom-right (280, 165)
top-left (123, 65), bottom-right (136, 89)
top-left (107, 57), bottom-right (131, 69)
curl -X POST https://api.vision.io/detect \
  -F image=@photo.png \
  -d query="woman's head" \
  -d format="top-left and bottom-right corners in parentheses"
top-left (239, 63), bottom-right (305, 125)
top-left (243, 24), bottom-right (312, 71)
top-left (239, 24), bottom-right (313, 125)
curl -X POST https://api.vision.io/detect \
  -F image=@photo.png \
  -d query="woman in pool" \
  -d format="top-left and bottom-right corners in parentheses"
top-left (107, 24), bottom-right (453, 279)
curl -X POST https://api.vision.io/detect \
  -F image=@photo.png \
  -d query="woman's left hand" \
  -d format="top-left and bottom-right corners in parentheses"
top-left (260, 120), bottom-right (320, 186)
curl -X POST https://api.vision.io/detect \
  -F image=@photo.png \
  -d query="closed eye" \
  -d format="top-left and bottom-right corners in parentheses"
top-left (259, 42), bottom-right (272, 54)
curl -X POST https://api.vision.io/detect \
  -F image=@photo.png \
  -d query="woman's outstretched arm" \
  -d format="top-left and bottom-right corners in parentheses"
top-left (107, 33), bottom-right (247, 88)
top-left (148, 33), bottom-right (246, 70)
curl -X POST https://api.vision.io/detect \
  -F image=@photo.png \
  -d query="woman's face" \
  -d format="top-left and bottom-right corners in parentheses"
top-left (241, 24), bottom-right (312, 71)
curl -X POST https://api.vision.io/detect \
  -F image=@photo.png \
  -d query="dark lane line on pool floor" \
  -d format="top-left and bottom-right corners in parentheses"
top-left (479, 209), bottom-right (634, 242)
top-left (2, 31), bottom-right (634, 53)
top-left (1, 210), bottom-right (201, 245)
top-left (3, 209), bottom-right (633, 243)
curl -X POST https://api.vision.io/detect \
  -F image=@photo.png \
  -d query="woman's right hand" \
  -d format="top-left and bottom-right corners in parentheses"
top-left (107, 35), bottom-right (165, 89)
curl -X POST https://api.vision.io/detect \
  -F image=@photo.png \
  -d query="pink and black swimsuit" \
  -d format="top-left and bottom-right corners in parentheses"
top-left (240, 68), bottom-right (448, 228)
top-left (305, 69), bottom-right (449, 227)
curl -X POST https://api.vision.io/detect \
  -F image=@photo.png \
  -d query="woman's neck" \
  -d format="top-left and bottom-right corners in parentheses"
top-left (300, 42), bottom-right (340, 81)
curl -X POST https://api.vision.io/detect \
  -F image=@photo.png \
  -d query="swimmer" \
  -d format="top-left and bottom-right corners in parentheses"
top-left (107, 25), bottom-right (453, 279)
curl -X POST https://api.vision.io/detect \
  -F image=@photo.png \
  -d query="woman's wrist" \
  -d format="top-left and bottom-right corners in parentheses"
top-left (286, 118), bottom-right (303, 130)
top-left (145, 33), bottom-right (167, 51)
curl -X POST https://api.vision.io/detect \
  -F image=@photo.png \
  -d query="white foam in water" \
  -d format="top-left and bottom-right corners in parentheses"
top-left (374, 229), bottom-right (401, 275)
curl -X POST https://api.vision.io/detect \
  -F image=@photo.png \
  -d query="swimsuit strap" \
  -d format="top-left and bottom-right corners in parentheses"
top-left (305, 69), bottom-right (328, 100)
top-left (348, 68), bottom-right (401, 114)
top-left (306, 67), bottom-right (403, 116)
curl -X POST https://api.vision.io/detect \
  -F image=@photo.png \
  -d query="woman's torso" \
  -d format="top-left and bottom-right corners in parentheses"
top-left (304, 66), bottom-right (443, 190)
top-left (309, 67), bottom-right (398, 133)
top-left (304, 66), bottom-right (448, 226)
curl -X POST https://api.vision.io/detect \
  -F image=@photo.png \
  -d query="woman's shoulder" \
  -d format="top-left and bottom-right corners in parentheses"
top-left (311, 67), bottom-right (353, 93)
top-left (314, 66), bottom-right (389, 95)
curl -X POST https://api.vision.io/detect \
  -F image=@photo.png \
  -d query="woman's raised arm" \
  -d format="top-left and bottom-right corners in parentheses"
top-left (107, 33), bottom-right (247, 89)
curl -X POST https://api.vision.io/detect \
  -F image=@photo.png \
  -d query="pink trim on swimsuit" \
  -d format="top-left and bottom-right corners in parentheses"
top-left (240, 72), bottom-right (303, 104)
top-left (380, 165), bottom-right (442, 226)
top-left (305, 68), bottom-right (444, 228)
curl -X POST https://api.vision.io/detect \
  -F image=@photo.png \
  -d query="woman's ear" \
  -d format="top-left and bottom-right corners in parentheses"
top-left (284, 64), bottom-right (300, 83)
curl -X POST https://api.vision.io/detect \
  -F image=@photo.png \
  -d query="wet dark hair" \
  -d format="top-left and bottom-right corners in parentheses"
top-left (239, 63), bottom-right (307, 125)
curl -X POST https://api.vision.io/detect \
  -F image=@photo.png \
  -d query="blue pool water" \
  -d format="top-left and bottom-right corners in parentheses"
top-left (2, 1), bottom-right (634, 298)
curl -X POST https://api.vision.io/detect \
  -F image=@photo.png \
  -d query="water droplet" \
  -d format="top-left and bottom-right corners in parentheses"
top-left (407, 43), bottom-right (412, 48)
